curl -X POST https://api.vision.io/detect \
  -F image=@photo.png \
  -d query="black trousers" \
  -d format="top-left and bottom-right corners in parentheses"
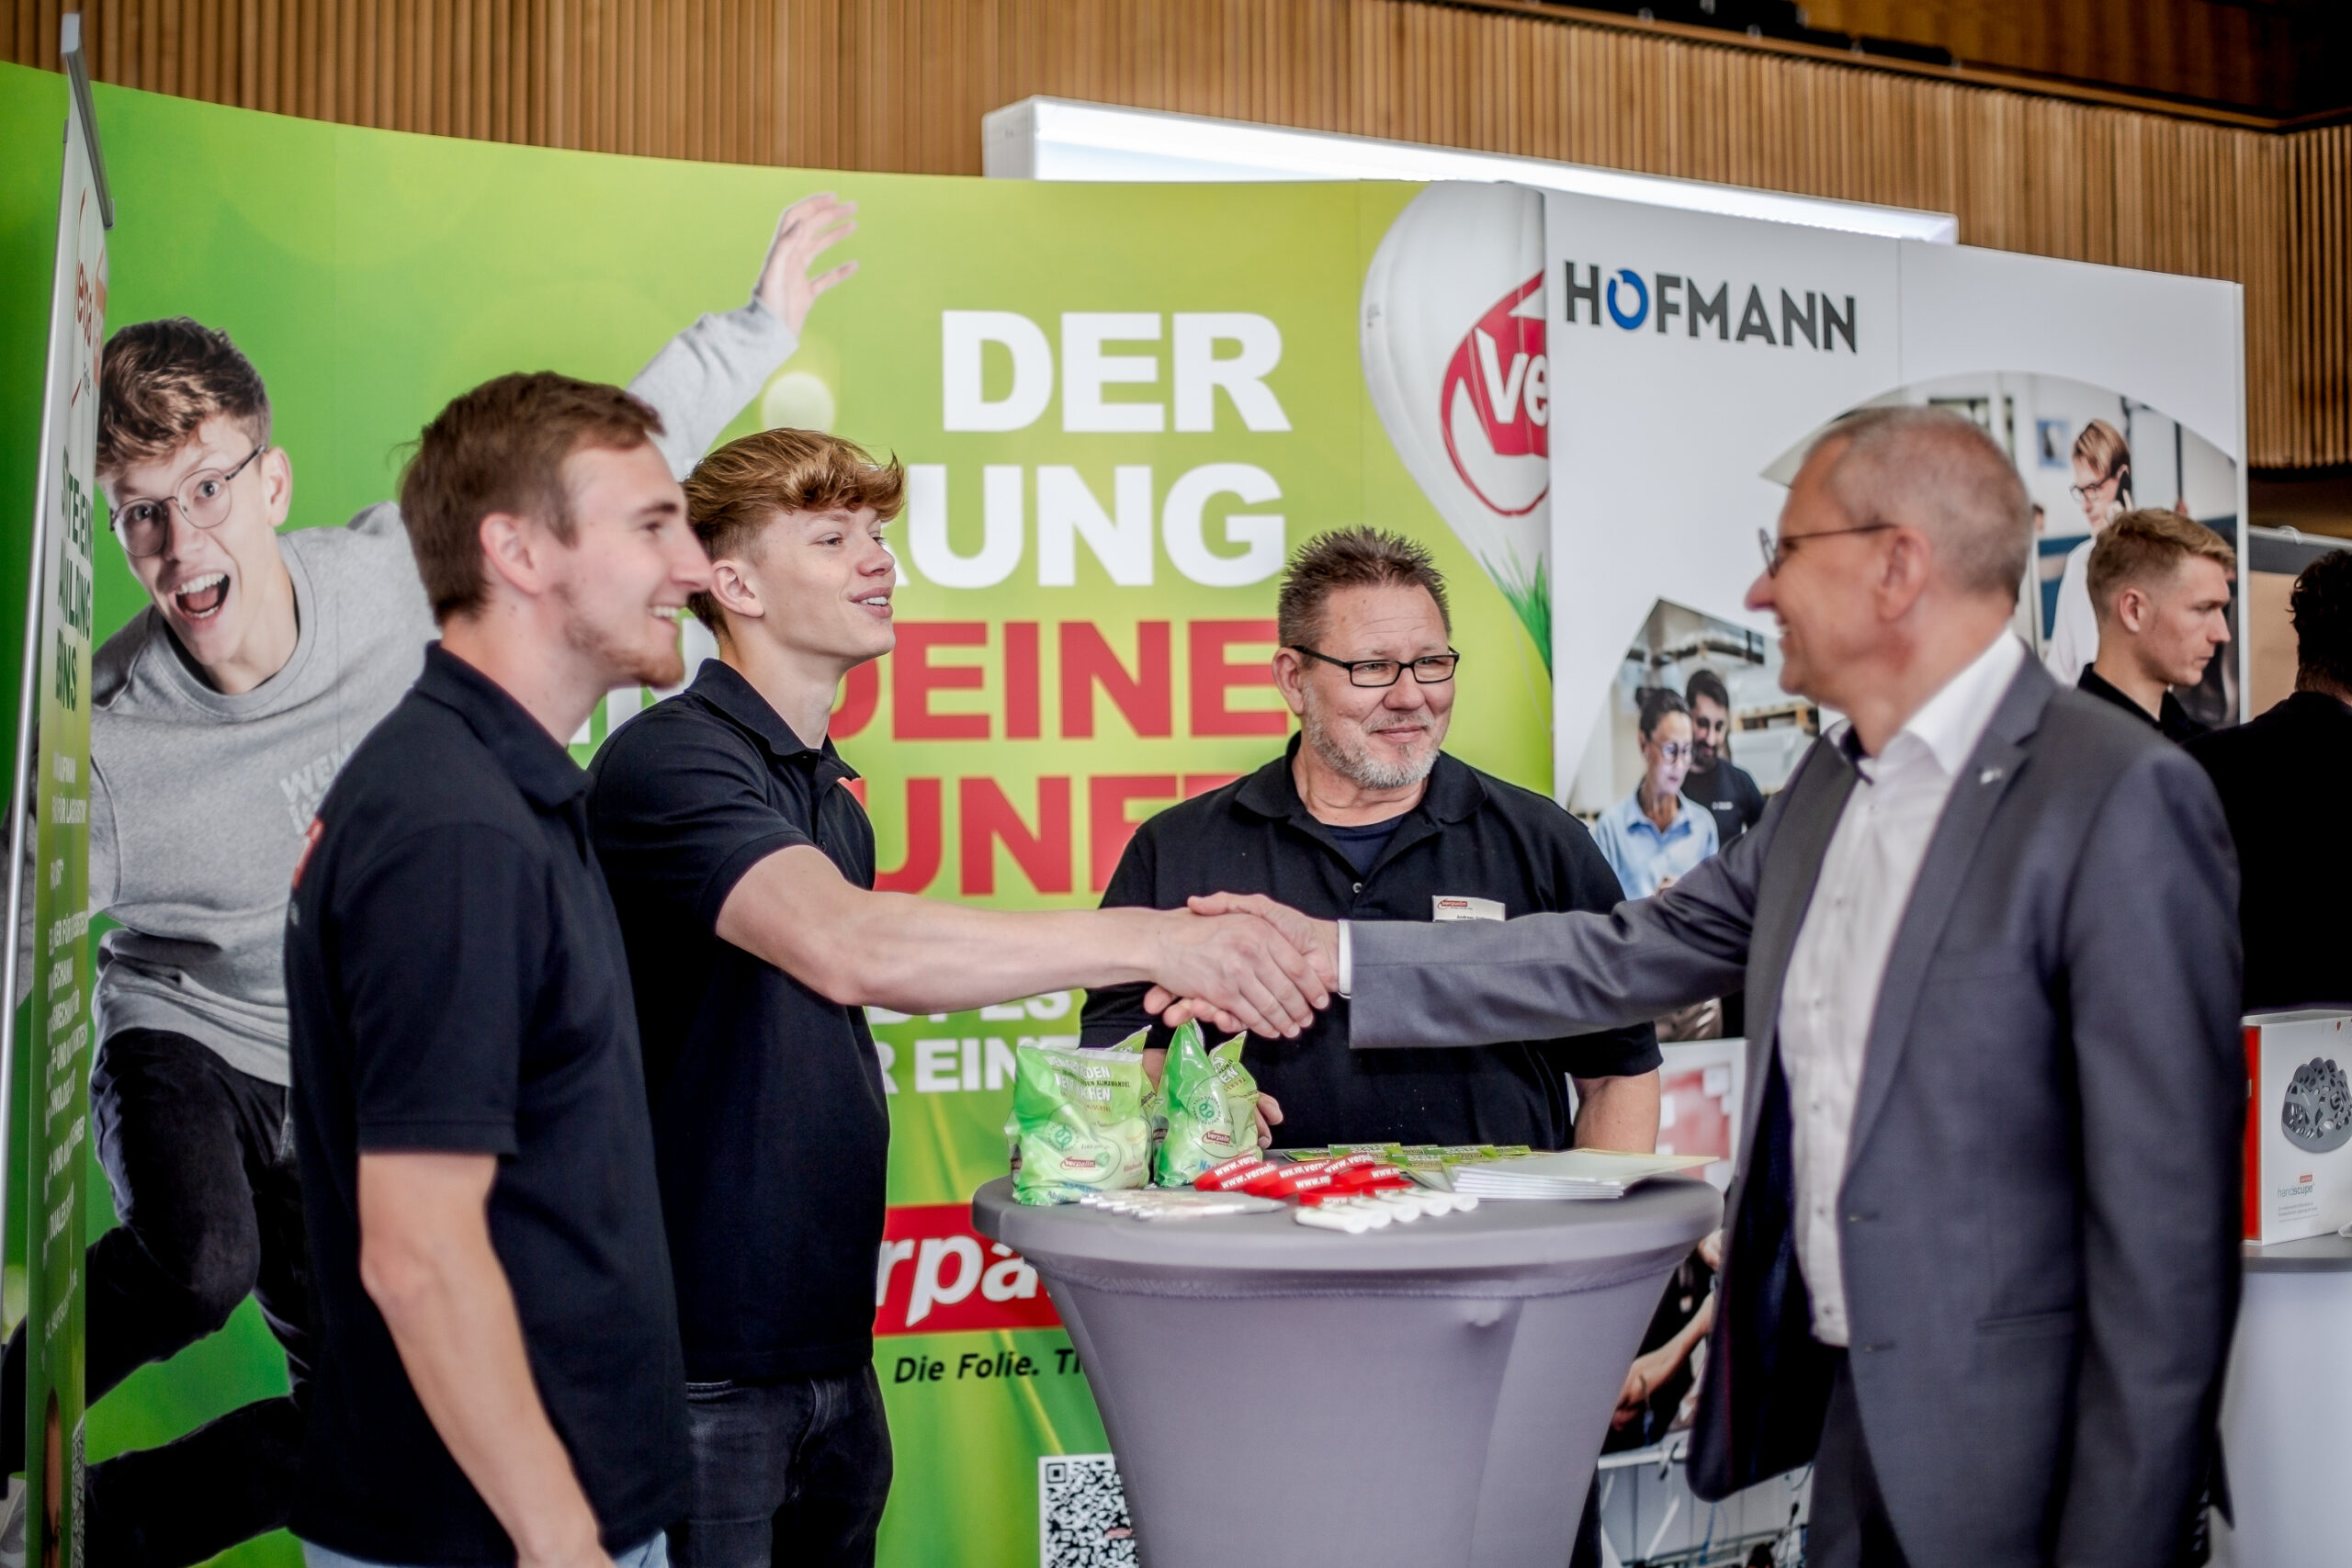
top-left (2, 1029), bottom-right (312, 1568)
top-left (670, 1365), bottom-right (894, 1568)
top-left (1807, 1350), bottom-right (1913, 1568)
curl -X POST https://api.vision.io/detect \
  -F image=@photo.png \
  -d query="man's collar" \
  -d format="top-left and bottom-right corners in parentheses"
top-left (1885, 632), bottom-right (2028, 776)
top-left (414, 644), bottom-right (587, 810)
top-left (690, 658), bottom-right (857, 775)
top-left (1232, 733), bottom-right (1484, 826)
top-left (2076, 664), bottom-right (2161, 728)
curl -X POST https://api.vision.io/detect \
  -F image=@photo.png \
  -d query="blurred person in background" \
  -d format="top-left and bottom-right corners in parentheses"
top-left (2077, 510), bottom-right (2234, 744)
top-left (2190, 547), bottom-right (2352, 1010)
top-left (1594, 689), bottom-right (1723, 1040)
top-left (2042, 419), bottom-right (2133, 685)
top-left (1681, 669), bottom-right (1766, 851)
top-left (1593, 688), bottom-right (1720, 899)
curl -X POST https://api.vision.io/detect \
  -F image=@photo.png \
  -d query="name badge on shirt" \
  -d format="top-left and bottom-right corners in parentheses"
top-left (1432, 896), bottom-right (1505, 922)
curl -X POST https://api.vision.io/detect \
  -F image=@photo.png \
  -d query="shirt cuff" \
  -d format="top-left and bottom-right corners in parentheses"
top-left (1337, 920), bottom-right (1353, 998)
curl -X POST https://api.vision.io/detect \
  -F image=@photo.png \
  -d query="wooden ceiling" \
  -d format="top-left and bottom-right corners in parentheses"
top-left (5, 0), bottom-right (2346, 468)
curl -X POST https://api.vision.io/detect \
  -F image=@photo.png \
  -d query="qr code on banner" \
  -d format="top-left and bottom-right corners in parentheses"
top-left (1040, 1453), bottom-right (1136, 1568)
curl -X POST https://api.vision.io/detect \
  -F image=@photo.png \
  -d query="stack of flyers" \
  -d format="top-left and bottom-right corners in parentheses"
top-left (1445, 1149), bottom-right (1715, 1201)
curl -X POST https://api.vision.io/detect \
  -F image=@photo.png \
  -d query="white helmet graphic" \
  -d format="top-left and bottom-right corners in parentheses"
top-left (1361, 182), bottom-right (1550, 663)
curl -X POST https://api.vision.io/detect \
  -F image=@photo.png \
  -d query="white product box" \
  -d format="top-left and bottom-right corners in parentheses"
top-left (2245, 1010), bottom-right (2352, 1245)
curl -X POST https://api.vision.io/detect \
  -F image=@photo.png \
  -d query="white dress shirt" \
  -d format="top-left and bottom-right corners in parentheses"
top-left (1779, 631), bottom-right (2026, 1345)
top-left (2041, 538), bottom-right (2097, 687)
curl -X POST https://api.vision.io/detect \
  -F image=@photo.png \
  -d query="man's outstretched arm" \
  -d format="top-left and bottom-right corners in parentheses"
top-left (628, 192), bottom-right (857, 478)
top-left (1166, 831), bottom-right (1760, 1047)
top-left (717, 844), bottom-right (1333, 1039)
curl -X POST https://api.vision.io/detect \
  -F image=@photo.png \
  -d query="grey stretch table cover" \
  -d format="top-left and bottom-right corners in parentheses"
top-left (974, 1176), bottom-right (1722, 1568)
top-left (2243, 1232), bottom-right (2352, 1271)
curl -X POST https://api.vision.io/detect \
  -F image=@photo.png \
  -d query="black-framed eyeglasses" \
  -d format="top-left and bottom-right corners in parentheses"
top-left (1757, 523), bottom-right (1896, 578)
top-left (1289, 646), bottom-right (1462, 688)
top-left (112, 443), bottom-right (268, 559)
top-left (1653, 741), bottom-right (1694, 763)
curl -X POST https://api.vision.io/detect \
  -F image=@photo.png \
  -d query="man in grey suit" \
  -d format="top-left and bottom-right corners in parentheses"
top-left (1169, 408), bottom-right (2243, 1568)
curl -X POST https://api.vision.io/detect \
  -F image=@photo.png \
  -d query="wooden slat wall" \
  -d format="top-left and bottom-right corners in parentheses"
top-left (8, 0), bottom-right (2347, 466)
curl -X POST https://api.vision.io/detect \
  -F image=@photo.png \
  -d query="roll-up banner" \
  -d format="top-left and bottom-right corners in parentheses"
top-left (0, 62), bottom-right (2245, 1568)
top-left (3, 28), bottom-right (108, 1568)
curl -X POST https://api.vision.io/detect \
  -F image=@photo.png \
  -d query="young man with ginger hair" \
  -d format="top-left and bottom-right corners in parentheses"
top-left (586, 427), bottom-right (1329, 1568)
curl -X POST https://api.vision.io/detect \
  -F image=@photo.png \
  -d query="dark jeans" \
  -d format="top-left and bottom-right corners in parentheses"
top-left (1807, 1351), bottom-right (1912, 1568)
top-left (670, 1366), bottom-right (893, 1568)
top-left (2, 1029), bottom-right (312, 1568)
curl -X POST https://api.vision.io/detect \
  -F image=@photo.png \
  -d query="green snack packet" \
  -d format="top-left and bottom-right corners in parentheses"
top-left (1004, 1032), bottom-right (1151, 1205)
top-left (1153, 1022), bottom-right (1261, 1185)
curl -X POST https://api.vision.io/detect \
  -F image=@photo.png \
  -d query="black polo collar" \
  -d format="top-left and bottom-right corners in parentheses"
top-left (1231, 733), bottom-right (1487, 828)
top-left (414, 644), bottom-right (587, 811)
top-left (689, 658), bottom-right (860, 780)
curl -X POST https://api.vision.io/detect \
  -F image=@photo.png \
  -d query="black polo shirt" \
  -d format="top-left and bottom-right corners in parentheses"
top-left (1083, 739), bottom-right (1659, 1150)
top-left (2079, 664), bottom-right (2208, 743)
top-left (284, 645), bottom-right (686, 1565)
top-left (1682, 758), bottom-right (1765, 847)
top-left (588, 659), bottom-right (889, 1383)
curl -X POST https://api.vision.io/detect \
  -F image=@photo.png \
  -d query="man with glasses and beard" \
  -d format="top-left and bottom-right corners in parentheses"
top-left (1082, 526), bottom-right (1661, 1156)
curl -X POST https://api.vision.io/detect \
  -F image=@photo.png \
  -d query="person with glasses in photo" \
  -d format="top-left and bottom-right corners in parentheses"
top-left (1592, 688), bottom-right (1720, 902)
top-left (1083, 525), bottom-right (1662, 1162)
top-left (2041, 417), bottom-right (2135, 686)
top-left (1592, 688), bottom-right (1724, 1042)
top-left (13, 196), bottom-right (857, 1568)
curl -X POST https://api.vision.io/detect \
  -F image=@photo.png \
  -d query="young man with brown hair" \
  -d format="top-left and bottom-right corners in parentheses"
top-left (285, 370), bottom-right (712, 1568)
top-left (27, 197), bottom-right (854, 1568)
top-left (2078, 507), bottom-right (2236, 743)
top-left (586, 428), bottom-right (1329, 1568)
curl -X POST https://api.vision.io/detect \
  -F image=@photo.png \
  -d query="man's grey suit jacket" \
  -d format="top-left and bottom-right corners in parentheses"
top-left (1351, 657), bottom-right (2243, 1568)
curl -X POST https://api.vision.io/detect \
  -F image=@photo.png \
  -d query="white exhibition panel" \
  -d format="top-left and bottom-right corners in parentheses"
top-left (1539, 188), bottom-right (2245, 796)
top-left (1542, 189), bottom-right (1903, 777)
top-left (1894, 241), bottom-right (2245, 467)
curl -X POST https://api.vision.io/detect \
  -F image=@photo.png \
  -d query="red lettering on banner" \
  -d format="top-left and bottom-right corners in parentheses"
top-left (832, 661), bottom-right (880, 739)
top-left (893, 623), bottom-right (989, 739)
top-left (1060, 622), bottom-right (1172, 739)
top-left (1188, 620), bottom-right (1288, 737)
top-left (842, 778), bottom-right (868, 807)
top-left (874, 1203), bottom-right (1058, 1337)
top-left (1182, 773), bottom-right (1244, 798)
top-left (960, 777), bottom-right (1072, 895)
top-left (1089, 774), bottom-right (1180, 891)
top-left (1003, 622), bottom-right (1041, 739)
top-left (876, 778), bottom-right (944, 892)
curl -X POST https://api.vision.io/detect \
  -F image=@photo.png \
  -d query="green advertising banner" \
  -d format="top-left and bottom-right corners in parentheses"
top-left (5, 48), bottom-right (107, 1568)
top-left (0, 62), bottom-right (1551, 1568)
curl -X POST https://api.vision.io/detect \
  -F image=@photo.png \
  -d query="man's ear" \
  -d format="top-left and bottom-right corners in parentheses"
top-left (477, 511), bottom-right (551, 600)
top-left (261, 445), bottom-right (295, 530)
top-left (1878, 526), bottom-right (1934, 618)
top-left (1271, 647), bottom-right (1310, 719)
top-left (709, 558), bottom-right (764, 624)
top-left (2116, 584), bottom-right (2152, 635)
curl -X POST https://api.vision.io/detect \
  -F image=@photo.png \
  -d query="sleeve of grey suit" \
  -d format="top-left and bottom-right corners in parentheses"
top-left (1348, 804), bottom-right (1766, 1048)
top-left (2052, 747), bottom-right (2244, 1568)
